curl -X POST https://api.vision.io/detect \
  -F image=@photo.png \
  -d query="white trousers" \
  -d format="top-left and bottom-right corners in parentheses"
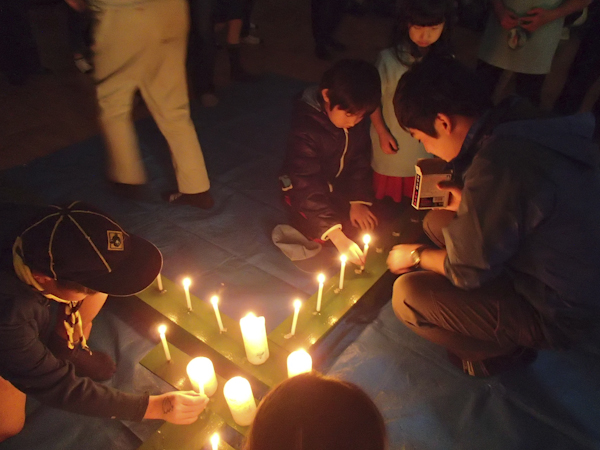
top-left (93, 0), bottom-right (210, 193)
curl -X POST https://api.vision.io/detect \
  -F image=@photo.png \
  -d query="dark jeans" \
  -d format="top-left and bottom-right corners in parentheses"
top-left (188, 0), bottom-right (217, 95)
top-left (392, 210), bottom-right (550, 361)
top-left (311, 0), bottom-right (347, 47)
top-left (476, 59), bottom-right (545, 106)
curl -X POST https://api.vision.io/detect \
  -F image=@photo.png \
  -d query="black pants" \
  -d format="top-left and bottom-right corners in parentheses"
top-left (392, 210), bottom-right (550, 361)
top-left (476, 59), bottom-right (545, 106)
top-left (311, 0), bottom-right (347, 47)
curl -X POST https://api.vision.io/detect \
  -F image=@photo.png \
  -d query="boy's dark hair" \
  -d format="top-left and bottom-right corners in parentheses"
top-left (394, 56), bottom-right (492, 136)
top-left (319, 59), bottom-right (381, 115)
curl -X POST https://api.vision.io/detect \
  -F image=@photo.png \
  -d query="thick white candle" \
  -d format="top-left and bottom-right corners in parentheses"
top-left (316, 273), bottom-right (325, 312)
top-left (290, 299), bottom-right (301, 336)
top-left (287, 349), bottom-right (312, 378)
top-left (223, 376), bottom-right (257, 426)
top-left (211, 295), bottom-right (226, 332)
top-left (183, 277), bottom-right (192, 311)
top-left (240, 313), bottom-right (269, 365)
top-left (186, 357), bottom-right (218, 397)
top-left (339, 254), bottom-right (347, 290)
top-left (361, 234), bottom-right (371, 271)
top-left (211, 433), bottom-right (220, 450)
top-left (158, 324), bottom-right (171, 362)
top-left (156, 273), bottom-right (164, 292)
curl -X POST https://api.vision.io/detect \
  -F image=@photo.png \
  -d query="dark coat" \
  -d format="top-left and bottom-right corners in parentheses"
top-left (444, 97), bottom-right (600, 346)
top-left (281, 86), bottom-right (374, 239)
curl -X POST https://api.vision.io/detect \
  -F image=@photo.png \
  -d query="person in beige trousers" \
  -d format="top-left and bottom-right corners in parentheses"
top-left (90, 0), bottom-right (213, 208)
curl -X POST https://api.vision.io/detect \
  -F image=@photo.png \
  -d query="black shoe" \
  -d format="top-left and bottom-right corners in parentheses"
top-left (327, 39), bottom-right (347, 52)
top-left (315, 45), bottom-right (333, 61)
top-left (447, 348), bottom-right (538, 377)
top-left (47, 334), bottom-right (116, 382)
top-left (163, 190), bottom-right (214, 209)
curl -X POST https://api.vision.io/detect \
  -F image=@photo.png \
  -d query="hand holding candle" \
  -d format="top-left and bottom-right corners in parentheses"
top-left (158, 324), bottom-right (171, 362)
top-left (186, 357), bottom-right (218, 397)
top-left (287, 349), bottom-right (312, 378)
top-left (211, 295), bottom-right (227, 332)
top-left (240, 313), bottom-right (270, 365)
top-left (223, 376), bottom-right (257, 426)
top-left (183, 277), bottom-right (192, 311)
top-left (315, 273), bottom-right (325, 313)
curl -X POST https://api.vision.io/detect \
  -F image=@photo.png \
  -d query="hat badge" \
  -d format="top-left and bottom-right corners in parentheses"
top-left (107, 231), bottom-right (124, 251)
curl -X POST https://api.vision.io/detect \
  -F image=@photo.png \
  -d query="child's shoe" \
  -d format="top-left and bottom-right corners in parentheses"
top-left (163, 190), bottom-right (214, 209)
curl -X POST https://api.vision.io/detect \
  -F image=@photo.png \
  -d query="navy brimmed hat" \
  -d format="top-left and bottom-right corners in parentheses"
top-left (18, 201), bottom-right (162, 296)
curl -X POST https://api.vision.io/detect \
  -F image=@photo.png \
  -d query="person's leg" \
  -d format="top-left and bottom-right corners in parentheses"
top-left (476, 59), bottom-right (504, 100)
top-left (392, 271), bottom-right (548, 362)
top-left (515, 72), bottom-right (545, 106)
top-left (0, 376), bottom-right (26, 443)
top-left (140, 0), bottom-right (211, 198)
top-left (311, 0), bottom-right (331, 59)
top-left (422, 209), bottom-right (455, 248)
top-left (188, 0), bottom-right (218, 101)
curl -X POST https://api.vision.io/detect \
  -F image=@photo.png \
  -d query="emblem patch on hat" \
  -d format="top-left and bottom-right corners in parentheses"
top-left (107, 231), bottom-right (124, 251)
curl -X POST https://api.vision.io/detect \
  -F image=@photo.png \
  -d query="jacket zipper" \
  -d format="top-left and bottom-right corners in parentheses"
top-left (335, 128), bottom-right (349, 178)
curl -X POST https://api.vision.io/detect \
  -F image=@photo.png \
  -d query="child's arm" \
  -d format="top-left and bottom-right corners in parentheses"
top-left (370, 107), bottom-right (398, 155)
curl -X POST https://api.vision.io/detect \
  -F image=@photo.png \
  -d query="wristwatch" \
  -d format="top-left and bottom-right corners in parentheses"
top-left (410, 246), bottom-right (428, 269)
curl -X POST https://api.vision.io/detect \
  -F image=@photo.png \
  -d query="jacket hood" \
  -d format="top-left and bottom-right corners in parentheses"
top-left (301, 85), bottom-right (323, 112)
top-left (493, 112), bottom-right (599, 167)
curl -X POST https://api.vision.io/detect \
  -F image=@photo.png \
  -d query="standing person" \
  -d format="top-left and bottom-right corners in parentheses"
top-left (244, 373), bottom-right (387, 450)
top-left (370, 0), bottom-right (454, 203)
top-left (0, 202), bottom-right (208, 442)
top-left (386, 57), bottom-right (600, 377)
top-left (477, 0), bottom-right (591, 106)
top-left (89, 0), bottom-right (214, 208)
top-left (280, 59), bottom-right (381, 266)
top-left (311, 0), bottom-right (348, 60)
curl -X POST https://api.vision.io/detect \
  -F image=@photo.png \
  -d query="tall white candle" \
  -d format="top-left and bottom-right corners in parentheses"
top-left (223, 376), bottom-right (257, 426)
top-left (316, 273), bottom-right (325, 312)
top-left (156, 273), bottom-right (164, 292)
top-left (158, 324), bottom-right (171, 362)
top-left (211, 295), bottom-right (226, 332)
top-left (361, 234), bottom-right (371, 271)
top-left (290, 299), bottom-right (301, 336)
top-left (339, 254), bottom-right (347, 290)
top-left (211, 433), bottom-right (220, 450)
top-left (240, 313), bottom-right (270, 365)
top-left (183, 277), bottom-right (192, 311)
top-left (287, 349), bottom-right (312, 378)
top-left (186, 357), bottom-right (218, 397)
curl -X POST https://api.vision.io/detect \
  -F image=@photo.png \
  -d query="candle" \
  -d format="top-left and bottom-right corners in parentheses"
top-left (156, 273), bottom-right (165, 292)
top-left (183, 277), bottom-right (192, 311)
top-left (211, 433), bottom-right (220, 450)
top-left (339, 254), bottom-right (347, 290)
top-left (316, 273), bottom-right (325, 313)
top-left (186, 357), bottom-right (218, 397)
top-left (158, 324), bottom-right (171, 362)
top-left (211, 295), bottom-right (226, 332)
top-left (223, 376), bottom-right (257, 426)
top-left (287, 349), bottom-right (312, 378)
top-left (360, 234), bottom-right (371, 271)
top-left (290, 299), bottom-right (301, 336)
top-left (240, 313), bottom-right (270, 365)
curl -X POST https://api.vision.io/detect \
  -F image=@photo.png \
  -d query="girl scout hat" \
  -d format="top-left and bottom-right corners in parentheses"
top-left (18, 201), bottom-right (162, 296)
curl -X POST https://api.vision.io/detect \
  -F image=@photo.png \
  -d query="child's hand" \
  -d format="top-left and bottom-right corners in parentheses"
top-left (493, 1), bottom-right (519, 29)
top-left (436, 181), bottom-right (462, 212)
top-left (145, 391), bottom-right (209, 424)
top-left (520, 8), bottom-right (557, 32)
top-left (350, 203), bottom-right (378, 231)
top-left (328, 229), bottom-right (364, 266)
top-left (378, 129), bottom-right (398, 154)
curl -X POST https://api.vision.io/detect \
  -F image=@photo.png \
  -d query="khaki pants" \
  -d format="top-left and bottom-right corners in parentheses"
top-left (93, 0), bottom-right (210, 194)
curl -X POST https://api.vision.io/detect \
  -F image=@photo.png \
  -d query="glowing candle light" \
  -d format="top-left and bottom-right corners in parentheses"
top-left (223, 376), bottom-right (257, 426)
top-left (287, 349), bottom-right (312, 378)
top-left (186, 357), bottom-right (218, 397)
top-left (183, 277), bottom-right (192, 311)
top-left (290, 299), bottom-right (301, 336)
top-left (315, 273), bottom-right (325, 313)
top-left (339, 254), bottom-right (347, 290)
top-left (211, 433), bottom-right (220, 450)
top-left (360, 234), bottom-right (371, 271)
top-left (211, 295), bottom-right (226, 333)
top-left (156, 273), bottom-right (165, 292)
top-left (240, 313), bottom-right (269, 365)
top-left (158, 324), bottom-right (171, 362)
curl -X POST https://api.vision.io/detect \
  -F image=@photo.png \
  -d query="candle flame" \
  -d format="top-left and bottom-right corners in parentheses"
top-left (294, 299), bottom-right (302, 309)
top-left (183, 277), bottom-right (191, 288)
top-left (158, 324), bottom-right (167, 334)
top-left (317, 273), bottom-right (325, 283)
top-left (340, 254), bottom-right (347, 263)
top-left (363, 234), bottom-right (371, 245)
top-left (211, 295), bottom-right (219, 305)
top-left (210, 433), bottom-right (219, 450)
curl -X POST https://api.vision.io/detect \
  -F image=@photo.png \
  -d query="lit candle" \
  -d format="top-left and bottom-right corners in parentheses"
top-left (339, 254), bottom-right (347, 290)
top-left (186, 357), bottom-right (218, 397)
top-left (240, 313), bottom-right (269, 365)
top-left (211, 295), bottom-right (226, 333)
top-left (223, 376), bottom-right (257, 426)
top-left (156, 273), bottom-right (165, 292)
top-left (287, 349), bottom-right (312, 378)
top-left (211, 433), bottom-right (220, 450)
top-left (183, 277), bottom-right (192, 311)
top-left (158, 324), bottom-right (171, 362)
top-left (290, 299), bottom-right (301, 336)
top-left (360, 234), bottom-right (371, 271)
top-left (316, 273), bottom-right (325, 313)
